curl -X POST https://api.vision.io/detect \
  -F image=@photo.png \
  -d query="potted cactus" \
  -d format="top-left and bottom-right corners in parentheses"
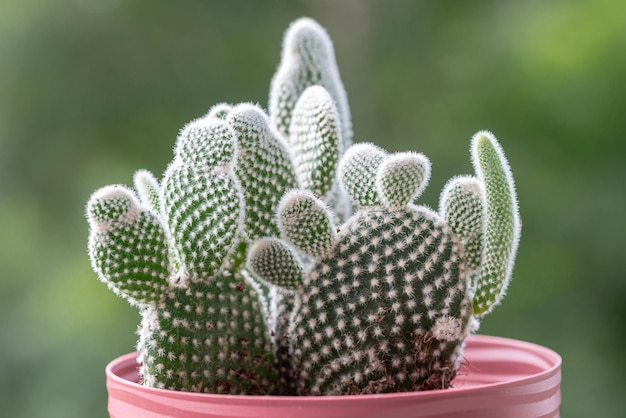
top-left (88, 17), bottom-right (561, 417)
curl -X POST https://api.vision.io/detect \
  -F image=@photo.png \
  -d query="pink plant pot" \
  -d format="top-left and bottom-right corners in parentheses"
top-left (106, 334), bottom-right (561, 418)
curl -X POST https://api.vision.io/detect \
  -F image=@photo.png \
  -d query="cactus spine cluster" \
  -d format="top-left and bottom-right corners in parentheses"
top-left (87, 17), bottom-right (520, 396)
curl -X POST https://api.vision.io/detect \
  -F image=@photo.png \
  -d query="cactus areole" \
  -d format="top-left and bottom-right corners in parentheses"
top-left (87, 17), bottom-right (521, 396)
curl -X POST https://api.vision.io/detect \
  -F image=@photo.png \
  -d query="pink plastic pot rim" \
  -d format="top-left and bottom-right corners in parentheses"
top-left (106, 334), bottom-right (562, 402)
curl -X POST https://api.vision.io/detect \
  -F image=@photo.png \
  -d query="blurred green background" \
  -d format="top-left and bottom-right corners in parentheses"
top-left (1, 0), bottom-right (625, 416)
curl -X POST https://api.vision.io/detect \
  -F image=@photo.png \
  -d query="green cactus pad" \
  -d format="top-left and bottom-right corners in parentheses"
top-left (174, 119), bottom-right (237, 171)
top-left (206, 102), bottom-right (233, 120)
top-left (291, 206), bottom-right (472, 394)
top-left (439, 175), bottom-right (484, 272)
top-left (162, 163), bottom-right (243, 282)
top-left (277, 190), bottom-right (337, 259)
top-left (338, 143), bottom-right (387, 208)
top-left (248, 238), bottom-right (304, 290)
top-left (376, 152), bottom-right (431, 207)
top-left (288, 85), bottom-right (341, 199)
top-left (470, 131), bottom-right (520, 315)
top-left (227, 104), bottom-right (299, 241)
top-left (138, 259), bottom-right (277, 394)
top-left (133, 169), bottom-right (161, 213)
top-left (87, 185), bottom-right (171, 306)
top-left (269, 17), bottom-right (352, 148)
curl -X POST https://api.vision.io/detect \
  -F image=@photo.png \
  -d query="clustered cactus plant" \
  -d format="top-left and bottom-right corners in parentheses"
top-left (86, 17), bottom-right (520, 396)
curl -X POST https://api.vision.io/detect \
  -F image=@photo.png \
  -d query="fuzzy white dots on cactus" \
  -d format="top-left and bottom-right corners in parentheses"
top-left (228, 104), bottom-right (300, 241)
top-left (87, 185), bottom-right (142, 233)
top-left (277, 190), bottom-right (337, 259)
top-left (339, 143), bottom-right (387, 208)
top-left (470, 131), bottom-right (520, 316)
top-left (431, 316), bottom-right (464, 342)
top-left (248, 238), bottom-right (304, 290)
top-left (174, 119), bottom-right (237, 171)
top-left (269, 17), bottom-right (352, 148)
top-left (376, 152), bottom-right (431, 207)
top-left (205, 102), bottom-right (233, 120)
top-left (288, 85), bottom-right (341, 199)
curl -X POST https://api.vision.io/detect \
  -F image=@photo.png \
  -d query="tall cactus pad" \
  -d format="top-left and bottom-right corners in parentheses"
top-left (269, 17), bottom-right (352, 149)
top-left (470, 131), bottom-right (520, 315)
top-left (162, 120), bottom-right (243, 282)
top-left (290, 207), bottom-right (472, 394)
top-left (288, 86), bottom-right (341, 199)
top-left (228, 104), bottom-right (299, 241)
top-left (162, 164), bottom-right (243, 281)
top-left (87, 185), bottom-right (170, 306)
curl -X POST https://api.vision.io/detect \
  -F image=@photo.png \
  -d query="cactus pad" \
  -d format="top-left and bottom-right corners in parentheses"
top-left (291, 206), bottom-right (472, 394)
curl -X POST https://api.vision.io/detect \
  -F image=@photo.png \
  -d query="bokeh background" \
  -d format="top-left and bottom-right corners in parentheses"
top-left (1, 0), bottom-right (625, 416)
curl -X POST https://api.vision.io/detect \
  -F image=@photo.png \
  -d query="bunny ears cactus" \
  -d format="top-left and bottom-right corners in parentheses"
top-left (86, 17), bottom-right (521, 396)
top-left (86, 17), bottom-right (352, 393)
top-left (87, 116), bottom-right (278, 394)
top-left (248, 133), bottom-right (520, 394)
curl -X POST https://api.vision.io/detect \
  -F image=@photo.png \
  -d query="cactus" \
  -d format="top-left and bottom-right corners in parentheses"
top-left (86, 19), bottom-right (349, 394)
top-left (87, 16), bottom-right (521, 397)
top-left (87, 119), bottom-right (278, 394)
top-left (248, 132), bottom-right (520, 394)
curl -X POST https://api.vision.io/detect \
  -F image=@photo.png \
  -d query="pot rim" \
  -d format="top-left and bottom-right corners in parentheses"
top-left (106, 334), bottom-right (561, 401)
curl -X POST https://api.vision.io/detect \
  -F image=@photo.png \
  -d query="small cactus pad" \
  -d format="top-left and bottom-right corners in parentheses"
top-left (277, 190), bottom-right (337, 259)
top-left (87, 185), bottom-right (170, 306)
top-left (338, 143), bottom-right (387, 208)
top-left (174, 119), bottom-right (237, 171)
top-left (439, 175), bottom-right (484, 272)
top-left (248, 238), bottom-right (304, 290)
top-left (376, 152), bottom-right (431, 207)
top-left (205, 102), bottom-right (233, 120)
top-left (133, 169), bottom-right (161, 213)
